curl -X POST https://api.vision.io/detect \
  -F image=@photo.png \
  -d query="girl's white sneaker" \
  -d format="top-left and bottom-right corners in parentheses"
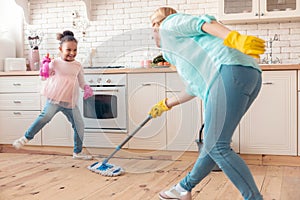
top-left (72, 152), bottom-right (93, 160)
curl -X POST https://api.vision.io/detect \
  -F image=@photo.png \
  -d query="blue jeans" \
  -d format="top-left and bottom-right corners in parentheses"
top-left (180, 65), bottom-right (263, 200)
top-left (25, 100), bottom-right (85, 153)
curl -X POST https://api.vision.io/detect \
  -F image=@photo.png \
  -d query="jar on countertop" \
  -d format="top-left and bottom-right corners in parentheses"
top-left (140, 50), bottom-right (152, 68)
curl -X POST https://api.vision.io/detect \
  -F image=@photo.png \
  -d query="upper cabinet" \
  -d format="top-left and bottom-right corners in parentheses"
top-left (219, 0), bottom-right (300, 24)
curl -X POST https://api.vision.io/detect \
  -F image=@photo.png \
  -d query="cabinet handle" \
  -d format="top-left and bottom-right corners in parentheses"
top-left (13, 112), bottom-right (21, 115)
top-left (255, 13), bottom-right (259, 16)
top-left (13, 100), bottom-right (22, 103)
top-left (93, 89), bottom-right (119, 93)
top-left (263, 82), bottom-right (273, 85)
top-left (142, 83), bottom-right (151, 86)
top-left (13, 83), bottom-right (21, 86)
top-left (261, 13), bottom-right (264, 16)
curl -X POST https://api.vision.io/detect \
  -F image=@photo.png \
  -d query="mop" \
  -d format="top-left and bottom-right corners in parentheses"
top-left (88, 115), bottom-right (152, 177)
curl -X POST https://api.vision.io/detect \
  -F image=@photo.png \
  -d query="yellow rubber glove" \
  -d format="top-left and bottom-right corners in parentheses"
top-left (149, 98), bottom-right (171, 118)
top-left (224, 31), bottom-right (265, 58)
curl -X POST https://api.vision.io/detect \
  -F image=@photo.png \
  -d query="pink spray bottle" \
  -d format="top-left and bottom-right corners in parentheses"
top-left (40, 53), bottom-right (51, 80)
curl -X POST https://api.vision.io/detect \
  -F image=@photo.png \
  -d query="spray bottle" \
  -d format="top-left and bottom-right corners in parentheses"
top-left (40, 53), bottom-right (51, 80)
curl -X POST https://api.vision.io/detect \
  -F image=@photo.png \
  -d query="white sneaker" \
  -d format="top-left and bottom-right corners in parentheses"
top-left (12, 136), bottom-right (29, 149)
top-left (72, 152), bottom-right (93, 160)
top-left (159, 185), bottom-right (192, 200)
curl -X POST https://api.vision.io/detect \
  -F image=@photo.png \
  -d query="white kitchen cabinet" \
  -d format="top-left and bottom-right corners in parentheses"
top-left (40, 94), bottom-right (73, 147)
top-left (0, 111), bottom-right (41, 145)
top-left (219, 0), bottom-right (300, 24)
top-left (166, 73), bottom-right (201, 151)
top-left (0, 76), bottom-right (41, 145)
top-left (240, 70), bottom-right (297, 155)
top-left (127, 73), bottom-right (166, 150)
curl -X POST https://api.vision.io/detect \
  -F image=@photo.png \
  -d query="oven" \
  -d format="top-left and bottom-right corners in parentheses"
top-left (79, 73), bottom-right (127, 133)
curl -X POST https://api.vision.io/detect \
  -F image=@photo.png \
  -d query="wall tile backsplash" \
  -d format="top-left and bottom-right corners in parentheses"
top-left (23, 0), bottom-right (300, 66)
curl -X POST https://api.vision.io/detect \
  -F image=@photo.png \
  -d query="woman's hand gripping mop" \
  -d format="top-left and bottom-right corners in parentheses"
top-left (87, 98), bottom-right (171, 177)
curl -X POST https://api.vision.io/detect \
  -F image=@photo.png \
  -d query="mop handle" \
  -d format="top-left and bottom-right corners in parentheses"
top-left (102, 115), bottom-right (152, 164)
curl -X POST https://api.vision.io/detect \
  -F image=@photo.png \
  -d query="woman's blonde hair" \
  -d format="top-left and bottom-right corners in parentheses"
top-left (150, 7), bottom-right (177, 24)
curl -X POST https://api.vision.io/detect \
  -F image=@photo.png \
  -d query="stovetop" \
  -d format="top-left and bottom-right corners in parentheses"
top-left (84, 66), bottom-right (125, 69)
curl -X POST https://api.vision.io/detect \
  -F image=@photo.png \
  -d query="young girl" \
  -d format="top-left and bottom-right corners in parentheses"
top-left (13, 30), bottom-right (94, 160)
top-left (149, 7), bottom-right (265, 200)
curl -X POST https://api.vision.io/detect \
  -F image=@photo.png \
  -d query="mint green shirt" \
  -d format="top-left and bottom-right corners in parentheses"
top-left (160, 13), bottom-right (261, 104)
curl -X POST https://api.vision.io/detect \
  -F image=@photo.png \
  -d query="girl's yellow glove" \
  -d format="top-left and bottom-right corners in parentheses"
top-left (149, 98), bottom-right (171, 118)
top-left (224, 31), bottom-right (265, 58)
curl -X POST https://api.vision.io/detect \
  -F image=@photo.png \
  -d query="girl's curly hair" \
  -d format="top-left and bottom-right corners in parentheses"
top-left (56, 30), bottom-right (77, 45)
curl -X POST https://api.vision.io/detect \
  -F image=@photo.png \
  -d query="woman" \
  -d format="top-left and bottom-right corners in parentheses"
top-left (149, 7), bottom-right (265, 200)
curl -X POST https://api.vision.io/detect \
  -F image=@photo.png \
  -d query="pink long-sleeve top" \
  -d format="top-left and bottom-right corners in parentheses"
top-left (41, 57), bottom-right (86, 108)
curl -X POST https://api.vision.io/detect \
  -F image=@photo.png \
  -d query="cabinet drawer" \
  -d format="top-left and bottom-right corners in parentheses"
top-left (0, 111), bottom-right (41, 145)
top-left (0, 76), bottom-right (40, 93)
top-left (0, 93), bottom-right (41, 110)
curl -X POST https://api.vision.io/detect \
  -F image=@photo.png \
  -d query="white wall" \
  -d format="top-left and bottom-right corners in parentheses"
top-left (20, 0), bottom-right (300, 66)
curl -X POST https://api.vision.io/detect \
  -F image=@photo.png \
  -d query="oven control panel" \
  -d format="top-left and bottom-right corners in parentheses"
top-left (84, 74), bottom-right (126, 86)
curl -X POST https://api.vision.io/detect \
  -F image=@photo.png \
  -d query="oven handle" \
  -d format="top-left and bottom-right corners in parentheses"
top-left (92, 89), bottom-right (119, 93)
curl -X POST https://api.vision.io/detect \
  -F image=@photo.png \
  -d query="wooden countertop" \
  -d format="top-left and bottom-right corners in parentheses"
top-left (84, 66), bottom-right (177, 74)
top-left (0, 67), bottom-right (177, 76)
top-left (259, 64), bottom-right (300, 70)
top-left (0, 64), bottom-right (299, 76)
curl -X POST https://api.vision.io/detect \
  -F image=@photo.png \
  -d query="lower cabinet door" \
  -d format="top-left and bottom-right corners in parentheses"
top-left (0, 111), bottom-right (41, 145)
top-left (40, 97), bottom-right (73, 147)
top-left (240, 70), bottom-right (297, 155)
top-left (127, 73), bottom-right (166, 150)
top-left (166, 93), bottom-right (201, 151)
top-left (41, 112), bottom-right (73, 146)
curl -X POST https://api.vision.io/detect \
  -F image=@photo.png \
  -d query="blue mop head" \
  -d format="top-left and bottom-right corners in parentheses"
top-left (87, 161), bottom-right (124, 177)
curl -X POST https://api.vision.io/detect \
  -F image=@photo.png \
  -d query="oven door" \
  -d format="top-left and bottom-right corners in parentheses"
top-left (79, 86), bottom-right (127, 133)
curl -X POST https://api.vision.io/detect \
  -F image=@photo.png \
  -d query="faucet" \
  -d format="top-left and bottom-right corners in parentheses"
top-left (261, 34), bottom-right (281, 64)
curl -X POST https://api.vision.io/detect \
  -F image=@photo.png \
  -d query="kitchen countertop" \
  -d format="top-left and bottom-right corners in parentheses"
top-left (0, 64), bottom-right (299, 76)
top-left (259, 64), bottom-right (300, 70)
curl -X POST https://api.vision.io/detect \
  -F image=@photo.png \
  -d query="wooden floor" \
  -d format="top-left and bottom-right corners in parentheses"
top-left (1, 146), bottom-right (300, 200)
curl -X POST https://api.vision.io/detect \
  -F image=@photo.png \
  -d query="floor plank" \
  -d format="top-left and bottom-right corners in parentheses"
top-left (280, 166), bottom-right (300, 200)
top-left (261, 166), bottom-right (284, 200)
top-left (1, 148), bottom-right (300, 200)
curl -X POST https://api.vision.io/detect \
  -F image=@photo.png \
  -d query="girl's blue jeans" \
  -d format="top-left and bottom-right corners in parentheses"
top-left (25, 100), bottom-right (85, 153)
top-left (180, 65), bottom-right (263, 200)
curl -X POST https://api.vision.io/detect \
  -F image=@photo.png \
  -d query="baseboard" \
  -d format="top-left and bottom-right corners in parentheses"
top-left (2, 144), bottom-right (300, 167)
top-left (240, 154), bottom-right (300, 167)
